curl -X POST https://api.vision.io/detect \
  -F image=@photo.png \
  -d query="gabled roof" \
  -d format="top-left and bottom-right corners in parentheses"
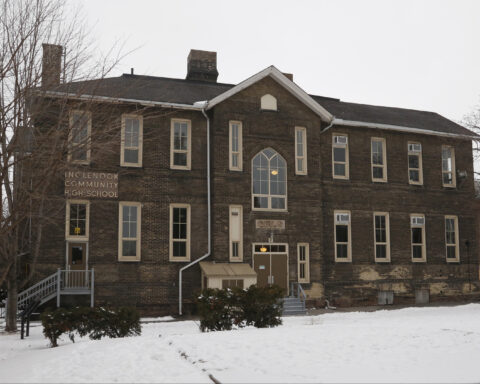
top-left (42, 70), bottom-right (477, 139)
top-left (206, 66), bottom-right (333, 122)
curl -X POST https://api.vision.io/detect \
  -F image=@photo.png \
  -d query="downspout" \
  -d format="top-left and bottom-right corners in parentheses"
top-left (178, 104), bottom-right (211, 315)
top-left (320, 116), bottom-right (336, 134)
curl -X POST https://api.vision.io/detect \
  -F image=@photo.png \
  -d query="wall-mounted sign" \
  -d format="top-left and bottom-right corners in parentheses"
top-left (65, 171), bottom-right (118, 199)
top-left (255, 220), bottom-right (285, 230)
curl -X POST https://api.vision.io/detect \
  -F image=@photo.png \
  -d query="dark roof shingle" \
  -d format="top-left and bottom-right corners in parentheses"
top-left (51, 74), bottom-right (475, 137)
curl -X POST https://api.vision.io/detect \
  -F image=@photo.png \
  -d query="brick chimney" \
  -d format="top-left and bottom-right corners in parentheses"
top-left (186, 49), bottom-right (218, 82)
top-left (42, 43), bottom-right (63, 88)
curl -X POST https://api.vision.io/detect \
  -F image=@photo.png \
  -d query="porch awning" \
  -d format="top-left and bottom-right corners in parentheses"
top-left (199, 262), bottom-right (257, 278)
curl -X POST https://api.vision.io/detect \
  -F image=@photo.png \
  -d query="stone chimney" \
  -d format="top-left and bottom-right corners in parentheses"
top-left (186, 49), bottom-right (218, 82)
top-left (42, 43), bottom-right (63, 88)
top-left (282, 73), bottom-right (293, 81)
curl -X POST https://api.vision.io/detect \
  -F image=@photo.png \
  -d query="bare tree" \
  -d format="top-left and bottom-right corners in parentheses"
top-left (0, 0), bottom-right (126, 332)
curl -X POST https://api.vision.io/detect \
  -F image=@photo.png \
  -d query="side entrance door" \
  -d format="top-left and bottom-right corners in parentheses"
top-left (67, 242), bottom-right (87, 288)
top-left (253, 243), bottom-right (289, 295)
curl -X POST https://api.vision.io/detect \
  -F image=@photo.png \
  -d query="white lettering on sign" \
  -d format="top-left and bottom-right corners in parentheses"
top-left (64, 171), bottom-right (119, 199)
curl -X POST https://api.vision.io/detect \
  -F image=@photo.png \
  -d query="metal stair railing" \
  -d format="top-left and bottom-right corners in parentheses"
top-left (289, 282), bottom-right (307, 305)
top-left (17, 270), bottom-right (60, 310)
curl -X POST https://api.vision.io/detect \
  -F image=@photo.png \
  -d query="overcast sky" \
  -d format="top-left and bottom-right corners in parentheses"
top-left (78, 0), bottom-right (480, 123)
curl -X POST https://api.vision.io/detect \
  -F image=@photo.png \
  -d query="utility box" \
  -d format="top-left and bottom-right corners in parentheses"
top-left (378, 291), bottom-right (394, 305)
top-left (415, 289), bottom-right (430, 304)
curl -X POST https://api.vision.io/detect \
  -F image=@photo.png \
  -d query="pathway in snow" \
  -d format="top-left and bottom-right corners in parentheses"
top-left (1, 304), bottom-right (480, 383)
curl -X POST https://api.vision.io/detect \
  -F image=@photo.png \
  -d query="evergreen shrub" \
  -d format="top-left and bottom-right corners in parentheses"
top-left (41, 306), bottom-right (141, 347)
top-left (196, 285), bottom-right (284, 332)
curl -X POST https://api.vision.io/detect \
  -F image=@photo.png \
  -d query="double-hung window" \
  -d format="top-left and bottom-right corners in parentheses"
top-left (411, 214), bottom-right (426, 262)
top-left (442, 146), bottom-right (456, 187)
top-left (334, 211), bottom-right (351, 262)
top-left (121, 114), bottom-right (143, 167)
top-left (295, 127), bottom-right (307, 175)
top-left (371, 138), bottom-right (387, 182)
top-left (170, 204), bottom-right (191, 261)
top-left (171, 119), bottom-right (191, 170)
top-left (297, 243), bottom-right (310, 283)
top-left (118, 202), bottom-right (141, 261)
top-left (229, 205), bottom-right (243, 261)
top-left (445, 215), bottom-right (459, 262)
top-left (408, 142), bottom-right (423, 185)
top-left (229, 121), bottom-right (242, 171)
top-left (69, 110), bottom-right (91, 164)
top-left (373, 212), bottom-right (390, 262)
top-left (66, 200), bottom-right (89, 240)
top-left (332, 134), bottom-right (349, 179)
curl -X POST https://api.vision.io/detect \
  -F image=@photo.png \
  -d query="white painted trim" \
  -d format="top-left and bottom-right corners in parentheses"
top-left (410, 213), bottom-right (426, 263)
top-left (297, 243), bottom-right (310, 283)
top-left (40, 90), bottom-right (205, 111)
top-left (206, 66), bottom-right (333, 121)
top-left (170, 118), bottom-right (192, 170)
top-left (445, 215), bottom-right (460, 263)
top-left (121, 114), bottom-right (143, 167)
top-left (229, 205), bottom-right (243, 262)
top-left (332, 119), bottom-right (478, 140)
top-left (169, 203), bottom-right (191, 262)
top-left (373, 212), bottom-right (391, 263)
top-left (295, 127), bottom-right (307, 175)
top-left (65, 200), bottom-right (90, 241)
top-left (118, 201), bottom-right (142, 262)
top-left (229, 121), bottom-right (243, 171)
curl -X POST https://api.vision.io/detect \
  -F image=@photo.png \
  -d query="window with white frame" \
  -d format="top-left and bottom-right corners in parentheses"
top-left (121, 114), bottom-right (143, 167)
top-left (411, 214), bottom-right (426, 262)
top-left (374, 212), bottom-right (390, 262)
top-left (295, 127), bottom-right (307, 175)
top-left (445, 215), bottom-right (459, 262)
top-left (229, 205), bottom-right (243, 261)
top-left (118, 202), bottom-right (141, 261)
top-left (69, 110), bottom-right (91, 163)
top-left (334, 211), bottom-right (351, 262)
top-left (170, 204), bottom-right (190, 261)
top-left (171, 119), bottom-right (191, 169)
top-left (332, 134), bottom-right (349, 179)
top-left (408, 142), bottom-right (423, 185)
top-left (442, 146), bottom-right (456, 187)
top-left (229, 121), bottom-right (242, 171)
top-left (297, 243), bottom-right (310, 283)
top-left (260, 94), bottom-right (277, 110)
top-left (371, 138), bottom-right (387, 182)
top-left (66, 200), bottom-right (89, 240)
top-left (252, 148), bottom-right (287, 211)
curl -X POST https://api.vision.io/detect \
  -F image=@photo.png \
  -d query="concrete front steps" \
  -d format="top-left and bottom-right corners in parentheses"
top-left (282, 296), bottom-right (307, 316)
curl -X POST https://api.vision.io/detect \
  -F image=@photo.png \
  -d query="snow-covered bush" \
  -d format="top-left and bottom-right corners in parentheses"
top-left (41, 306), bottom-right (141, 347)
top-left (196, 285), bottom-right (284, 332)
top-left (240, 285), bottom-right (284, 328)
top-left (196, 288), bottom-right (244, 332)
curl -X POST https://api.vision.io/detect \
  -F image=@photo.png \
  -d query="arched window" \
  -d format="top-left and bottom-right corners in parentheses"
top-left (260, 94), bottom-right (277, 111)
top-left (252, 148), bottom-right (287, 210)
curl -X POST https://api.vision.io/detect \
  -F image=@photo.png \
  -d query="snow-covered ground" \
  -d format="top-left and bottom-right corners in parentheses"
top-left (1, 304), bottom-right (480, 383)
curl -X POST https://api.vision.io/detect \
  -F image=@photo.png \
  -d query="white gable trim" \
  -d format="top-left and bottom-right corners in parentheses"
top-left (332, 118), bottom-right (478, 140)
top-left (206, 66), bottom-right (333, 122)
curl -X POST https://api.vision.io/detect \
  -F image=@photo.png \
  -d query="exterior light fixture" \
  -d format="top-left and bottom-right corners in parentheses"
top-left (260, 246), bottom-right (267, 252)
top-left (271, 170), bottom-right (278, 176)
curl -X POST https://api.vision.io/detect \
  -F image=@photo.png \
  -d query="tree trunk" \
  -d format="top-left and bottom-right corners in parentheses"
top-left (5, 258), bottom-right (18, 333)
